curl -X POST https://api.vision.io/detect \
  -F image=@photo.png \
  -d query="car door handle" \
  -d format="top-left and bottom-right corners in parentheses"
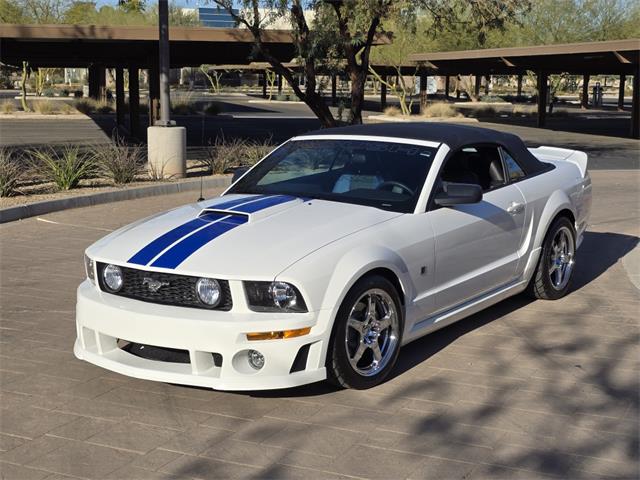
top-left (507, 202), bottom-right (525, 215)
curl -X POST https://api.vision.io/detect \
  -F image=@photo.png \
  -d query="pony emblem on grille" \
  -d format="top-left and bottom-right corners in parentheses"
top-left (142, 277), bottom-right (169, 293)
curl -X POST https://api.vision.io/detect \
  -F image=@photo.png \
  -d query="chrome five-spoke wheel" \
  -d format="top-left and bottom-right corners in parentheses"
top-left (327, 275), bottom-right (403, 389)
top-left (345, 288), bottom-right (399, 377)
top-left (548, 226), bottom-right (575, 290)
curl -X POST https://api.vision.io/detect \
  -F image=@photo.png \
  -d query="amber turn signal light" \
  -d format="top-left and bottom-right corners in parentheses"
top-left (246, 327), bottom-right (311, 341)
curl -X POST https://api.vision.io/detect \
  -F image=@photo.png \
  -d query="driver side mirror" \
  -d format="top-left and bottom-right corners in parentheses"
top-left (232, 166), bottom-right (250, 183)
top-left (434, 182), bottom-right (483, 206)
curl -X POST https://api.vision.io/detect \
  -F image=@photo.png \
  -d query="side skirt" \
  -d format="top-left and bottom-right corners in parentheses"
top-left (402, 279), bottom-right (528, 345)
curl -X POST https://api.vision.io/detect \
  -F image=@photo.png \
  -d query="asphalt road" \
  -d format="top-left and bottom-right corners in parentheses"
top-left (0, 170), bottom-right (638, 479)
top-left (1, 94), bottom-right (638, 169)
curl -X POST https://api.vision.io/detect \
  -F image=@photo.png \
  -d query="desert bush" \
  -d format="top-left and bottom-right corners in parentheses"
top-left (479, 95), bottom-right (505, 103)
top-left (383, 106), bottom-right (403, 117)
top-left (421, 102), bottom-right (460, 118)
top-left (203, 102), bottom-right (221, 116)
top-left (28, 145), bottom-right (95, 190)
top-left (60, 88), bottom-right (70, 97)
top-left (95, 101), bottom-right (114, 114)
top-left (275, 93), bottom-right (289, 101)
top-left (472, 105), bottom-right (497, 117)
top-left (171, 93), bottom-right (197, 115)
top-left (0, 149), bottom-right (22, 197)
top-left (1, 101), bottom-right (16, 114)
top-left (550, 108), bottom-right (570, 117)
top-left (92, 137), bottom-right (145, 185)
top-left (201, 135), bottom-right (274, 174)
top-left (73, 89), bottom-right (83, 98)
top-left (42, 88), bottom-right (56, 97)
top-left (30, 99), bottom-right (57, 114)
top-left (74, 99), bottom-right (95, 114)
top-left (512, 104), bottom-right (536, 116)
top-left (59, 103), bottom-right (76, 115)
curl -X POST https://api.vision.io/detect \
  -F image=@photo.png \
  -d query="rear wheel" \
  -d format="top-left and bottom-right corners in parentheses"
top-left (527, 216), bottom-right (576, 300)
top-left (327, 275), bottom-right (403, 389)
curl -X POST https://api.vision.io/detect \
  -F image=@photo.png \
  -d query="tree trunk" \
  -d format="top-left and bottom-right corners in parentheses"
top-left (349, 70), bottom-right (366, 125)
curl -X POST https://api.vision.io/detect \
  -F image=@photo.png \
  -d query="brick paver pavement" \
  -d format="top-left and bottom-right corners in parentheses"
top-left (0, 170), bottom-right (638, 479)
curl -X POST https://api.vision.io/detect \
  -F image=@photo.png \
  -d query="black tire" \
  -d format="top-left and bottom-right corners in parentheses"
top-left (526, 216), bottom-right (576, 300)
top-left (326, 275), bottom-right (403, 389)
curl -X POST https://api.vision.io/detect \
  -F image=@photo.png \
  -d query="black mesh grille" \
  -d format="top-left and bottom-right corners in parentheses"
top-left (97, 263), bottom-right (232, 310)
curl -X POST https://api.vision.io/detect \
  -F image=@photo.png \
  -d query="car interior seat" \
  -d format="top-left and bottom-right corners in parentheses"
top-left (332, 153), bottom-right (383, 193)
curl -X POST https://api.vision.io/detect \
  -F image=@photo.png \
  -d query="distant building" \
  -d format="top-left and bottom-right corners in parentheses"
top-left (197, 7), bottom-right (238, 28)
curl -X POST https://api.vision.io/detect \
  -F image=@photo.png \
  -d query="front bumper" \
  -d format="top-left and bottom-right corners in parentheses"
top-left (74, 280), bottom-right (327, 390)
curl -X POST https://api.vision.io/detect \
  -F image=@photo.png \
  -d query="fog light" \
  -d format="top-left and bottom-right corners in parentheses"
top-left (247, 349), bottom-right (265, 370)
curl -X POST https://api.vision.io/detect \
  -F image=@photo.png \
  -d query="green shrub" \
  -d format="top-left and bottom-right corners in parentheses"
top-left (28, 145), bottom-right (95, 190)
top-left (472, 105), bottom-right (497, 117)
top-left (0, 149), bottom-right (22, 197)
top-left (74, 99), bottom-right (95, 114)
top-left (203, 102), bottom-right (221, 116)
top-left (42, 88), bottom-right (56, 97)
top-left (1, 101), bottom-right (16, 114)
top-left (275, 93), bottom-right (289, 101)
top-left (60, 88), bottom-right (70, 97)
top-left (73, 89), bottom-right (83, 98)
top-left (479, 95), bottom-right (505, 103)
top-left (171, 93), bottom-right (197, 115)
top-left (92, 137), bottom-right (145, 185)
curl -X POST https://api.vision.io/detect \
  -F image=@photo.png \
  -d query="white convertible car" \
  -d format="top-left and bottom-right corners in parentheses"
top-left (75, 123), bottom-right (591, 390)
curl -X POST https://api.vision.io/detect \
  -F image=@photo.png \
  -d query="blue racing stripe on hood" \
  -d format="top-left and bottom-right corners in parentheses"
top-left (127, 212), bottom-right (227, 266)
top-left (151, 215), bottom-right (248, 269)
top-left (206, 194), bottom-right (268, 210)
top-left (232, 195), bottom-right (297, 213)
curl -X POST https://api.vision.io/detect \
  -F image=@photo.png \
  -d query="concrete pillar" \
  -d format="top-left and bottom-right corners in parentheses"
top-left (148, 126), bottom-right (186, 178)
top-left (261, 72), bottom-right (267, 98)
top-left (444, 76), bottom-right (450, 99)
top-left (380, 78), bottom-right (387, 110)
top-left (331, 74), bottom-right (337, 105)
top-left (474, 75), bottom-right (481, 98)
top-left (128, 66), bottom-right (140, 138)
top-left (148, 65), bottom-right (160, 126)
top-left (484, 75), bottom-right (490, 95)
top-left (581, 74), bottom-right (590, 109)
top-left (632, 74), bottom-right (639, 139)
top-left (537, 71), bottom-right (548, 128)
top-left (517, 74), bottom-right (523, 97)
top-left (618, 74), bottom-right (626, 111)
top-left (115, 67), bottom-right (125, 127)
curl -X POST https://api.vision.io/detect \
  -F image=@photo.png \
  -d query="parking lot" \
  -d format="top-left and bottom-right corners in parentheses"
top-left (0, 169), bottom-right (638, 479)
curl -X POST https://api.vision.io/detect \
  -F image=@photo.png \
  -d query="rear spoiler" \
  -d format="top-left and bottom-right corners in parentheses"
top-left (528, 146), bottom-right (588, 178)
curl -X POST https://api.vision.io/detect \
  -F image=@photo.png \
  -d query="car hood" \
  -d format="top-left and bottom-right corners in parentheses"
top-left (88, 194), bottom-right (401, 279)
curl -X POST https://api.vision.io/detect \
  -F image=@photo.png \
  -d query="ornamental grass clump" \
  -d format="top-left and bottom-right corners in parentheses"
top-left (202, 135), bottom-right (274, 175)
top-left (92, 137), bottom-right (145, 185)
top-left (0, 101), bottom-right (16, 114)
top-left (28, 145), bottom-right (95, 190)
top-left (0, 149), bottom-right (22, 197)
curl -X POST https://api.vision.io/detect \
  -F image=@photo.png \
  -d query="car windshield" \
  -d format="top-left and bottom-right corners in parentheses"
top-left (228, 139), bottom-right (438, 213)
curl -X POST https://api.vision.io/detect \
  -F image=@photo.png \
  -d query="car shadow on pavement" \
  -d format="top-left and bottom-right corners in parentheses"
top-left (249, 230), bottom-right (638, 399)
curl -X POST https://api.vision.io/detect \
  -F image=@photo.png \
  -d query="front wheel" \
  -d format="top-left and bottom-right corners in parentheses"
top-left (527, 216), bottom-right (576, 300)
top-left (327, 275), bottom-right (403, 389)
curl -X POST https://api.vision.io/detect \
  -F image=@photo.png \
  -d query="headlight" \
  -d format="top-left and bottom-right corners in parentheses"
top-left (195, 278), bottom-right (221, 307)
top-left (244, 281), bottom-right (308, 312)
top-left (103, 264), bottom-right (123, 292)
top-left (84, 254), bottom-right (95, 284)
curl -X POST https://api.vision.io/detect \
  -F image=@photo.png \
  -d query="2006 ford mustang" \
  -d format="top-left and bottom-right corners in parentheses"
top-left (75, 123), bottom-right (592, 390)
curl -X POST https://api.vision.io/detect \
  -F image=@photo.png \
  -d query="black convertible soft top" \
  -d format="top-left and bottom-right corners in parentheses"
top-left (304, 122), bottom-right (548, 175)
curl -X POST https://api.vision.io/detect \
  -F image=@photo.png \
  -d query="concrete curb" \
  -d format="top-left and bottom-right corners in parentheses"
top-left (367, 115), bottom-right (480, 123)
top-left (0, 176), bottom-right (232, 224)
